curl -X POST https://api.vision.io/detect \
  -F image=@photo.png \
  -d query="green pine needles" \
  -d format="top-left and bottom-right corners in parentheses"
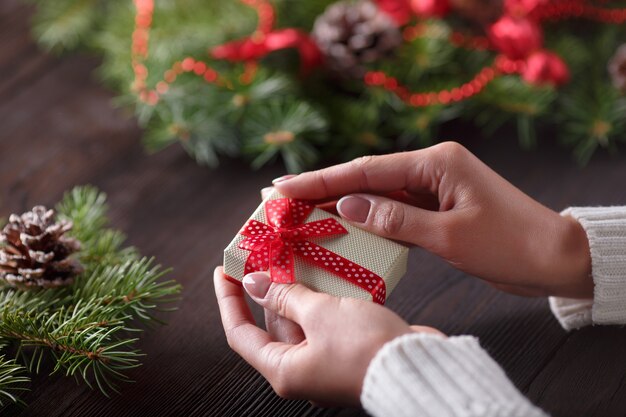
top-left (0, 186), bottom-right (180, 406)
top-left (23, 0), bottom-right (626, 171)
top-left (0, 357), bottom-right (29, 406)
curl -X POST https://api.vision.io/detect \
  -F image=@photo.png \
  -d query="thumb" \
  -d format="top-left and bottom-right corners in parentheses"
top-left (242, 272), bottom-right (322, 326)
top-left (336, 194), bottom-right (444, 247)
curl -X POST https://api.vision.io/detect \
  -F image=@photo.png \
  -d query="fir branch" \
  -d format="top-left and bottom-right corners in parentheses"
top-left (243, 98), bottom-right (328, 172)
top-left (57, 186), bottom-right (137, 267)
top-left (73, 259), bottom-right (180, 323)
top-left (1, 298), bottom-right (139, 389)
top-left (559, 84), bottom-right (626, 164)
top-left (0, 356), bottom-right (29, 407)
top-left (56, 185), bottom-right (108, 241)
top-left (0, 186), bottom-right (180, 401)
top-left (467, 76), bottom-right (557, 140)
top-left (29, 0), bottom-right (103, 51)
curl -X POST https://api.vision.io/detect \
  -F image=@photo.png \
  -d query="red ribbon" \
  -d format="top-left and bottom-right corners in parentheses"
top-left (211, 29), bottom-right (322, 75)
top-left (238, 198), bottom-right (387, 304)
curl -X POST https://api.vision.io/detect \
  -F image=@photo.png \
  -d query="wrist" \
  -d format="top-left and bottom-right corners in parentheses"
top-left (552, 215), bottom-right (593, 298)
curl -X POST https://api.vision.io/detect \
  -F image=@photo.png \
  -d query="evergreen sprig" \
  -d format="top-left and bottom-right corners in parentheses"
top-left (0, 186), bottom-right (181, 406)
top-left (26, 0), bottom-right (117, 52)
top-left (0, 357), bottom-right (29, 407)
top-left (23, 0), bottom-right (626, 170)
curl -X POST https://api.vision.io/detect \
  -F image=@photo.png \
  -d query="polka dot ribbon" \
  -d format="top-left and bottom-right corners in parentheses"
top-left (238, 198), bottom-right (388, 304)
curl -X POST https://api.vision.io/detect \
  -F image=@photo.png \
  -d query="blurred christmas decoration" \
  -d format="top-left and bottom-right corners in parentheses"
top-left (25, 0), bottom-right (626, 170)
top-left (0, 187), bottom-right (180, 407)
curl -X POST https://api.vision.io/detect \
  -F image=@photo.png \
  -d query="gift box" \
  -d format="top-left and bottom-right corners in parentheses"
top-left (223, 190), bottom-right (409, 304)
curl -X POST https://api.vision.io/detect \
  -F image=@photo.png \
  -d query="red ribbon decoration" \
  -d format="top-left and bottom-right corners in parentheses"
top-left (238, 198), bottom-right (387, 304)
top-left (211, 29), bottom-right (322, 75)
top-left (210, 1), bottom-right (322, 75)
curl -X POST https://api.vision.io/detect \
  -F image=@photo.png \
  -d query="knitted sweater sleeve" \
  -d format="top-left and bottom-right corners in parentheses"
top-left (549, 206), bottom-right (626, 330)
top-left (361, 333), bottom-right (547, 417)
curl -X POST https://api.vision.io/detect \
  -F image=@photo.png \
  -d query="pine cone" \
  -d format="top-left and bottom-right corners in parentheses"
top-left (609, 43), bottom-right (626, 94)
top-left (0, 206), bottom-right (82, 289)
top-left (312, 0), bottom-right (402, 78)
top-left (450, 0), bottom-right (503, 25)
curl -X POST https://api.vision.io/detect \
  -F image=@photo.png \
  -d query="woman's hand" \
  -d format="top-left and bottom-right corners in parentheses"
top-left (214, 267), bottom-right (441, 406)
top-left (273, 142), bottom-right (593, 298)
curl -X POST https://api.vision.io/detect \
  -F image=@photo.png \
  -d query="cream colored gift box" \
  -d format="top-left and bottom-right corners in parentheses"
top-left (223, 190), bottom-right (409, 303)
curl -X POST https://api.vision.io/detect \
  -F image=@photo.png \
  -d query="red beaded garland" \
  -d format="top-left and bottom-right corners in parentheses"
top-left (131, 0), bottom-right (275, 105)
top-left (240, 0), bottom-right (275, 35)
top-left (531, 0), bottom-right (626, 23)
top-left (364, 54), bottom-right (526, 108)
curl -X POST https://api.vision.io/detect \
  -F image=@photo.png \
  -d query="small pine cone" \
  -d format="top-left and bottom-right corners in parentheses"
top-left (450, 0), bottom-right (503, 25)
top-left (312, 0), bottom-right (402, 78)
top-left (0, 206), bottom-right (82, 289)
top-left (609, 43), bottom-right (626, 94)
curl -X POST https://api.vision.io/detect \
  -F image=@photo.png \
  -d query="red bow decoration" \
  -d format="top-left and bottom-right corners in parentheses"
top-left (238, 198), bottom-right (387, 304)
top-left (211, 29), bottom-right (322, 75)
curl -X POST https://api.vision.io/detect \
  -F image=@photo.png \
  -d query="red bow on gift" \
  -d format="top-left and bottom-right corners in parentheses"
top-left (238, 198), bottom-right (387, 304)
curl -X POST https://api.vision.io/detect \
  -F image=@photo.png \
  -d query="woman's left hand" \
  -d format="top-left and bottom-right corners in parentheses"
top-left (214, 266), bottom-right (442, 406)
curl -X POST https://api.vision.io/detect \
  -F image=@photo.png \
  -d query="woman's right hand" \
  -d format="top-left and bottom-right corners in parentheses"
top-left (273, 142), bottom-right (593, 299)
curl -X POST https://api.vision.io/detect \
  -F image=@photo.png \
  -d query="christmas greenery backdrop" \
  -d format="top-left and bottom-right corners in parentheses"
top-left (0, 187), bottom-right (180, 407)
top-left (24, 0), bottom-right (626, 171)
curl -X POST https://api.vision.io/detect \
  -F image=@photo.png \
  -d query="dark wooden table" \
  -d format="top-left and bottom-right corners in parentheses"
top-left (2, 2), bottom-right (626, 416)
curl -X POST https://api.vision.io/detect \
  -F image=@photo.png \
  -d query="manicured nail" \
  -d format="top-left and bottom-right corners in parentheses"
top-left (272, 174), bottom-right (297, 184)
top-left (337, 196), bottom-right (371, 223)
top-left (243, 272), bottom-right (271, 298)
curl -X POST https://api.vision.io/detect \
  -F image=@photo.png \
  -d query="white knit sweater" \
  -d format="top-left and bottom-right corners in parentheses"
top-left (361, 206), bottom-right (626, 417)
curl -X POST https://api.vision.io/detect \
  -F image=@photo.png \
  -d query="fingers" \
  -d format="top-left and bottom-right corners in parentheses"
top-left (271, 142), bottom-right (473, 201)
top-left (242, 271), bottom-right (327, 326)
top-left (336, 193), bottom-right (446, 247)
top-left (214, 267), bottom-right (293, 376)
top-left (260, 186), bottom-right (339, 215)
top-left (214, 267), bottom-right (258, 336)
top-left (273, 151), bottom-right (430, 200)
top-left (265, 309), bottom-right (306, 344)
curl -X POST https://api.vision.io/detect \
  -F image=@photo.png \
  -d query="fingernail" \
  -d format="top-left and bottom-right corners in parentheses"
top-left (272, 174), bottom-right (297, 184)
top-left (243, 272), bottom-right (271, 298)
top-left (337, 196), bottom-right (371, 223)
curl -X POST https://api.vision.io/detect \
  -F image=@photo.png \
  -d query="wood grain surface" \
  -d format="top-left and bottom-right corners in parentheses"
top-left (2, 2), bottom-right (626, 416)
